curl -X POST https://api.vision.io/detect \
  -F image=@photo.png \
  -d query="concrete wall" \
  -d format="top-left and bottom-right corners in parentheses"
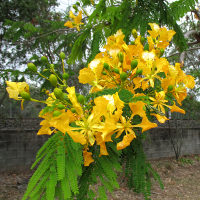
top-left (0, 118), bottom-right (200, 171)
top-left (144, 123), bottom-right (200, 159)
top-left (0, 118), bottom-right (48, 171)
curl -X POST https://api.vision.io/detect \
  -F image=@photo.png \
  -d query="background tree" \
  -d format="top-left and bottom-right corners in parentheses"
top-left (1, 0), bottom-right (199, 115)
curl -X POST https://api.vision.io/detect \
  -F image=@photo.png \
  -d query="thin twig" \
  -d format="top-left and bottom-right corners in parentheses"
top-left (167, 47), bottom-right (200, 58)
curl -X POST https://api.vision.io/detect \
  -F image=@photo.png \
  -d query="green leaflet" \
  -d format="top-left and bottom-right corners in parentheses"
top-left (87, 29), bottom-right (102, 64)
top-left (68, 27), bottom-right (91, 64)
top-left (46, 166), bottom-right (57, 200)
top-left (98, 186), bottom-right (107, 200)
top-left (61, 174), bottom-right (72, 199)
top-left (87, 87), bottom-right (120, 100)
top-left (56, 140), bottom-right (66, 180)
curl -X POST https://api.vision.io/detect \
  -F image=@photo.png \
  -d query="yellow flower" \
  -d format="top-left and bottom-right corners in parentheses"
top-left (115, 115), bottom-right (136, 138)
top-left (64, 10), bottom-right (84, 31)
top-left (69, 113), bottom-right (101, 146)
top-left (148, 23), bottom-right (176, 49)
top-left (37, 112), bottom-right (55, 135)
top-left (149, 91), bottom-right (168, 114)
top-left (104, 30), bottom-right (125, 54)
top-left (172, 85), bottom-right (187, 105)
top-left (6, 81), bottom-right (29, 100)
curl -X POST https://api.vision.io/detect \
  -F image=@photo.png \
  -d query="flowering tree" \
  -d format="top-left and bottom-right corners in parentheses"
top-left (6, 9), bottom-right (195, 198)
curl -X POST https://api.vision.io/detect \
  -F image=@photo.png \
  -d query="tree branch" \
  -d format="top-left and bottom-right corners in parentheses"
top-left (167, 47), bottom-right (200, 58)
top-left (179, 30), bottom-right (199, 64)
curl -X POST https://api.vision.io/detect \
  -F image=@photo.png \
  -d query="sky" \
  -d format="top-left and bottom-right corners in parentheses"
top-left (56, 0), bottom-right (77, 12)
top-left (56, 0), bottom-right (178, 12)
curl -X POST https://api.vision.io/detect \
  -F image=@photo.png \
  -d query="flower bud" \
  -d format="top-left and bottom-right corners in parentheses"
top-left (53, 110), bottom-right (61, 117)
top-left (131, 60), bottom-right (138, 70)
top-left (50, 64), bottom-right (55, 73)
top-left (102, 71), bottom-right (107, 75)
top-left (159, 48), bottom-right (164, 57)
top-left (60, 52), bottom-right (66, 59)
top-left (144, 43), bottom-right (149, 51)
top-left (77, 95), bottom-right (85, 104)
top-left (63, 73), bottom-right (69, 80)
top-left (49, 74), bottom-right (58, 87)
top-left (63, 93), bottom-right (68, 100)
top-left (20, 91), bottom-right (31, 100)
top-left (103, 63), bottom-right (110, 71)
top-left (132, 29), bottom-right (138, 39)
top-left (73, 4), bottom-right (78, 10)
top-left (136, 69), bottom-right (143, 76)
top-left (140, 37), bottom-right (145, 44)
top-left (53, 88), bottom-right (63, 99)
top-left (27, 63), bottom-right (37, 72)
top-left (118, 52), bottom-right (124, 63)
top-left (120, 72), bottom-right (128, 82)
top-left (131, 41), bottom-right (135, 45)
top-left (71, 108), bottom-right (76, 113)
top-left (167, 85), bottom-right (174, 92)
top-left (41, 56), bottom-right (48, 63)
top-left (113, 68), bottom-right (120, 74)
top-left (57, 104), bottom-right (65, 110)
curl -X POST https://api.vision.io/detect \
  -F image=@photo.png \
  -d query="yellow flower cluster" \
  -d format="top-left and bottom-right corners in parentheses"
top-left (6, 23), bottom-right (195, 166)
top-left (64, 10), bottom-right (84, 31)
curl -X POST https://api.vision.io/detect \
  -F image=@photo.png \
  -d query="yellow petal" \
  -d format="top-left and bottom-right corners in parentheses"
top-left (185, 75), bottom-right (195, 89)
top-left (99, 142), bottom-right (109, 157)
top-left (151, 113), bottom-right (168, 123)
top-left (138, 116), bottom-right (157, 132)
top-left (117, 133), bottom-right (136, 150)
top-left (168, 103), bottom-right (185, 114)
top-left (67, 86), bottom-right (83, 115)
top-left (64, 21), bottom-right (74, 28)
top-left (67, 130), bottom-right (86, 145)
top-left (113, 92), bottom-right (124, 121)
top-left (78, 67), bottom-right (95, 84)
top-left (83, 150), bottom-right (94, 166)
top-left (69, 10), bottom-right (76, 19)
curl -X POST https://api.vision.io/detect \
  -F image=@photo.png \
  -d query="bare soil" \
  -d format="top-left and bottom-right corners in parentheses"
top-left (0, 155), bottom-right (200, 200)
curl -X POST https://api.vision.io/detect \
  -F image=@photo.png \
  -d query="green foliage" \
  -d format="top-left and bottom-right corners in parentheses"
top-left (22, 132), bottom-right (83, 200)
top-left (122, 134), bottom-right (164, 200)
top-left (87, 87), bottom-right (120, 100)
top-left (170, 0), bottom-right (198, 20)
top-left (77, 142), bottom-right (121, 199)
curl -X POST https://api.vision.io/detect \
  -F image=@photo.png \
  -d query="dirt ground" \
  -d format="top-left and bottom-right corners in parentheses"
top-left (0, 155), bottom-right (200, 200)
